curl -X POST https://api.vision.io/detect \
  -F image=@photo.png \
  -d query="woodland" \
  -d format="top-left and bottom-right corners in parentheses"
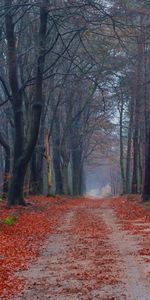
top-left (0, 0), bottom-right (150, 206)
top-left (0, 2), bottom-right (150, 299)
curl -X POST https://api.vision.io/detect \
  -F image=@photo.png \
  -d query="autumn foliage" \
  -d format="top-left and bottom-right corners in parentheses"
top-left (0, 196), bottom-right (150, 299)
top-left (0, 196), bottom-right (70, 299)
top-left (111, 196), bottom-right (150, 273)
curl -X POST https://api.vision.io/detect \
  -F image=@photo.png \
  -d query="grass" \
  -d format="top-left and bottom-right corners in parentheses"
top-left (3, 215), bottom-right (17, 226)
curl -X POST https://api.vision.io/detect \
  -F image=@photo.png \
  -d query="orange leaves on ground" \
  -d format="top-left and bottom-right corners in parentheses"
top-left (67, 204), bottom-right (122, 292)
top-left (110, 196), bottom-right (150, 278)
top-left (0, 196), bottom-right (149, 299)
top-left (110, 197), bottom-right (150, 222)
top-left (0, 196), bottom-right (70, 299)
top-left (138, 248), bottom-right (150, 256)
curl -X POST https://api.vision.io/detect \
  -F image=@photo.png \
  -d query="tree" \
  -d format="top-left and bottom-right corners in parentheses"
top-left (5, 0), bottom-right (49, 206)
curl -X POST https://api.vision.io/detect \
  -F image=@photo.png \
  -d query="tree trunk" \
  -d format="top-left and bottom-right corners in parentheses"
top-left (6, 0), bottom-right (49, 206)
top-left (131, 127), bottom-right (139, 194)
top-left (52, 116), bottom-right (63, 194)
top-left (53, 152), bottom-right (62, 194)
top-left (44, 129), bottom-right (52, 196)
top-left (72, 148), bottom-right (82, 195)
top-left (131, 43), bottom-right (142, 193)
top-left (126, 97), bottom-right (134, 193)
top-left (60, 143), bottom-right (70, 195)
top-left (0, 132), bottom-right (10, 199)
top-left (53, 145), bottom-right (63, 194)
top-left (3, 151), bottom-right (11, 199)
top-left (119, 100), bottom-right (126, 194)
top-left (5, 0), bottom-right (24, 163)
top-left (30, 152), bottom-right (38, 194)
top-left (8, 104), bottom-right (45, 206)
top-left (138, 143), bottom-right (143, 193)
top-left (8, 158), bottom-right (27, 205)
top-left (62, 163), bottom-right (70, 195)
top-left (142, 129), bottom-right (150, 201)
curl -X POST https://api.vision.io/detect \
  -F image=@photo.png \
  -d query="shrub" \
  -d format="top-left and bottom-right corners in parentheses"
top-left (3, 215), bottom-right (17, 226)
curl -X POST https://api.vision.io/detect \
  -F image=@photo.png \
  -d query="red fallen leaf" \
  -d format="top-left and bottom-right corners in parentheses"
top-left (66, 206), bottom-right (122, 291)
top-left (0, 196), bottom-right (73, 299)
top-left (138, 248), bottom-right (150, 256)
top-left (110, 196), bottom-right (150, 281)
top-left (0, 196), bottom-right (149, 299)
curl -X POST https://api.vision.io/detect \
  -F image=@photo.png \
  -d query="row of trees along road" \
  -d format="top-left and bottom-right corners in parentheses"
top-left (0, 0), bottom-right (150, 206)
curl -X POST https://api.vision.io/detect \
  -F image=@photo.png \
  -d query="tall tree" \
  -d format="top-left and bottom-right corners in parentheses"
top-left (5, 0), bottom-right (49, 206)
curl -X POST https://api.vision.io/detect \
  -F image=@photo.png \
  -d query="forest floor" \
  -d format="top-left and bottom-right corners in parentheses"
top-left (0, 196), bottom-right (150, 300)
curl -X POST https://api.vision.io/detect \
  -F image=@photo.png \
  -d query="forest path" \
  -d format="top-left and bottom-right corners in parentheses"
top-left (15, 198), bottom-right (150, 300)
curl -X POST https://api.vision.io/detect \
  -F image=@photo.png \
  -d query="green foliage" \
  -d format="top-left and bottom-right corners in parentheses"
top-left (47, 193), bottom-right (56, 198)
top-left (0, 194), bottom-right (3, 201)
top-left (3, 215), bottom-right (17, 226)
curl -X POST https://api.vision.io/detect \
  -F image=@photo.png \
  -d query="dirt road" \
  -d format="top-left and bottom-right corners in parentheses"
top-left (15, 198), bottom-right (150, 300)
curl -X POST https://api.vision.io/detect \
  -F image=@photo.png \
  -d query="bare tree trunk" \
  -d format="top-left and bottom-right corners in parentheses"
top-left (131, 35), bottom-right (143, 194)
top-left (31, 110), bottom-right (45, 195)
top-left (138, 141), bottom-right (143, 193)
top-left (6, 0), bottom-right (49, 206)
top-left (30, 152), bottom-right (37, 194)
top-left (62, 163), bottom-right (70, 195)
top-left (3, 151), bottom-right (10, 199)
top-left (0, 133), bottom-right (10, 199)
top-left (126, 98), bottom-right (133, 193)
top-left (132, 126), bottom-right (139, 194)
top-left (72, 148), bottom-right (82, 195)
top-left (53, 144), bottom-right (63, 194)
top-left (60, 145), bottom-right (70, 195)
top-left (142, 128), bottom-right (150, 201)
top-left (5, 0), bottom-right (24, 164)
top-left (52, 116), bottom-right (63, 194)
top-left (44, 129), bottom-right (52, 196)
top-left (119, 99), bottom-right (126, 194)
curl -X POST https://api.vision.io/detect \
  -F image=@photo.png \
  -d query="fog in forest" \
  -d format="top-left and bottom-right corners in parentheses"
top-left (1, 1), bottom-right (150, 298)
top-left (85, 164), bottom-right (111, 197)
